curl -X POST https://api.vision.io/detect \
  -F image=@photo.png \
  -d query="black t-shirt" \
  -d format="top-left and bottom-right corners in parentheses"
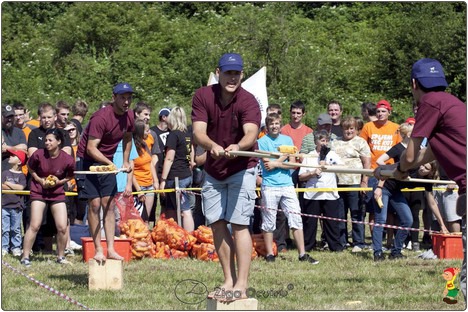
top-left (383, 142), bottom-right (432, 192)
top-left (386, 143), bottom-right (406, 164)
top-left (384, 170), bottom-right (433, 193)
top-left (331, 124), bottom-right (343, 138)
top-left (164, 129), bottom-right (191, 180)
top-left (28, 127), bottom-right (72, 150)
top-left (150, 125), bottom-right (170, 175)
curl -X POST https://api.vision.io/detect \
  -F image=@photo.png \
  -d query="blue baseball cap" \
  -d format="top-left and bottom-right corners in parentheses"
top-left (411, 58), bottom-right (448, 89)
top-left (113, 82), bottom-right (134, 94)
top-left (158, 107), bottom-right (171, 117)
top-left (218, 53), bottom-right (244, 72)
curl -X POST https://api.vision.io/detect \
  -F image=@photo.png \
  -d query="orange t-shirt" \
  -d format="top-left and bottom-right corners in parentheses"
top-left (280, 123), bottom-right (313, 150)
top-left (133, 134), bottom-right (155, 187)
top-left (20, 125), bottom-right (37, 175)
top-left (360, 120), bottom-right (401, 169)
top-left (26, 119), bottom-right (40, 128)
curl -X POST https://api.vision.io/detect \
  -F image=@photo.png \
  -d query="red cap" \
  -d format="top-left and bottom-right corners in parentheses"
top-left (7, 149), bottom-right (27, 166)
top-left (444, 268), bottom-right (456, 276)
top-left (405, 117), bottom-right (416, 125)
top-left (377, 100), bottom-right (392, 111)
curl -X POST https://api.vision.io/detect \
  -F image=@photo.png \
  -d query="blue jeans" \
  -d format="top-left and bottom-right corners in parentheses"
top-left (339, 185), bottom-right (365, 247)
top-left (372, 188), bottom-right (413, 255)
top-left (2, 207), bottom-right (23, 251)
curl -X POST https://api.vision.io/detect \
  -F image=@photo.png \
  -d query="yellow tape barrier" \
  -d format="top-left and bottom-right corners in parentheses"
top-left (1, 186), bottom-right (457, 196)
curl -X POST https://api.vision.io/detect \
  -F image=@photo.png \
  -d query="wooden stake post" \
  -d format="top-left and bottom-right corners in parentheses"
top-left (175, 177), bottom-right (181, 226)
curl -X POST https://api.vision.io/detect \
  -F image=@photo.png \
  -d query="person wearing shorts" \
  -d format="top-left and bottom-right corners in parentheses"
top-left (258, 112), bottom-right (319, 264)
top-left (192, 53), bottom-right (261, 301)
top-left (159, 106), bottom-right (194, 231)
top-left (76, 82), bottom-right (134, 263)
top-left (376, 58), bottom-right (466, 300)
top-left (21, 129), bottom-right (75, 267)
top-left (434, 166), bottom-right (461, 233)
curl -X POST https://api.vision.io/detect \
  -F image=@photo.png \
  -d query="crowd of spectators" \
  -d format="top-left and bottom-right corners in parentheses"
top-left (1, 95), bottom-right (459, 265)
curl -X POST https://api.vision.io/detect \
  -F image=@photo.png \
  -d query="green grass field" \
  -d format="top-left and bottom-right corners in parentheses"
top-left (1, 244), bottom-right (465, 311)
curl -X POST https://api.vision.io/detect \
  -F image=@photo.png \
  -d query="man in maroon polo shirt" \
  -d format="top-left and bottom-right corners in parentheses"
top-left (77, 82), bottom-right (134, 263)
top-left (375, 58), bottom-right (466, 301)
top-left (192, 53), bottom-right (261, 301)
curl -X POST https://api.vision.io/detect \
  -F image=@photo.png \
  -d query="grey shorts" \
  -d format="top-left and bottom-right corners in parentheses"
top-left (202, 168), bottom-right (257, 226)
top-left (434, 186), bottom-right (461, 222)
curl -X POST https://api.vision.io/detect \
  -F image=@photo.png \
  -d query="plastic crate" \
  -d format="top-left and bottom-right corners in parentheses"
top-left (81, 237), bottom-right (132, 262)
top-left (431, 233), bottom-right (463, 260)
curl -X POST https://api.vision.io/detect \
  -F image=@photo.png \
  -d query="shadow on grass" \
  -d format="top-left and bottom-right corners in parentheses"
top-left (49, 273), bottom-right (88, 287)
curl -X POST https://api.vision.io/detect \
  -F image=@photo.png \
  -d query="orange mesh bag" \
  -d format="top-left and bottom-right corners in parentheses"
top-left (192, 225), bottom-right (214, 244)
top-left (163, 218), bottom-right (197, 251)
top-left (191, 243), bottom-right (219, 261)
top-left (153, 242), bottom-right (171, 259)
top-left (170, 249), bottom-right (189, 259)
top-left (252, 234), bottom-right (278, 256)
top-left (151, 219), bottom-right (168, 242)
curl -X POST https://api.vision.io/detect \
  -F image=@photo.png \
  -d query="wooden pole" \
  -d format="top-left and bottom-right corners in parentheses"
top-left (228, 150), bottom-right (457, 185)
top-left (175, 177), bottom-right (181, 226)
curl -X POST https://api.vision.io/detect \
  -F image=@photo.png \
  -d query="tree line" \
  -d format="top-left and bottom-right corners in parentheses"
top-left (1, 2), bottom-right (466, 126)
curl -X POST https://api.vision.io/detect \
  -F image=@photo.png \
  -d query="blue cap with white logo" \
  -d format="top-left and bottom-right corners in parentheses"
top-left (113, 82), bottom-right (134, 94)
top-left (218, 53), bottom-right (244, 72)
top-left (411, 58), bottom-right (448, 89)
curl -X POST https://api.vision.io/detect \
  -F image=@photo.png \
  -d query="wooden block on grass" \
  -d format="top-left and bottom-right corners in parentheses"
top-left (88, 259), bottom-right (123, 290)
top-left (206, 298), bottom-right (258, 310)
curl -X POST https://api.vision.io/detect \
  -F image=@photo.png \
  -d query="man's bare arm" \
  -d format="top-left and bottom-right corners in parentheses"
top-left (86, 136), bottom-right (113, 165)
top-left (400, 137), bottom-right (435, 171)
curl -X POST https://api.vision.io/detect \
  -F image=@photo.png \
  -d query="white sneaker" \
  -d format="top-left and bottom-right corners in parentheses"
top-left (406, 241), bottom-right (412, 250)
top-left (11, 248), bottom-right (22, 257)
top-left (351, 246), bottom-right (363, 253)
top-left (2, 249), bottom-right (8, 257)
top-left (69, 241), bottom-right (82, 250)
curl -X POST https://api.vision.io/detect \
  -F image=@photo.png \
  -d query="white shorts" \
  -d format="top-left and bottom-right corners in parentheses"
top-left (260, 185), bottom-right (303, 232)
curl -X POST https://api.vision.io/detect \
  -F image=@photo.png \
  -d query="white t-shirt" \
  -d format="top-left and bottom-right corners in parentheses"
top-left (299, 150), bottom-right (342, 200)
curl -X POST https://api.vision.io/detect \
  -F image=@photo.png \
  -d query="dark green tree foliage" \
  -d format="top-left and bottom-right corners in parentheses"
top-left (1, 2), bottom-right (465, 126)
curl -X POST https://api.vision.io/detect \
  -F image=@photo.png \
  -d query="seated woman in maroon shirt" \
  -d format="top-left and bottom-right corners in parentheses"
top-left (21, 128), bottom-right (75, 267)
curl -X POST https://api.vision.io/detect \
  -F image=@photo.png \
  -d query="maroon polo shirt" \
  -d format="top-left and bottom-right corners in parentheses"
top-left (77, 105), bottom-right (134, 162)
top-left (412, 91), bottom-right (466, 194)
top-left (28, 149), bottom-right (75, 201)
top-left (191, 84), bottom-right (261, 180)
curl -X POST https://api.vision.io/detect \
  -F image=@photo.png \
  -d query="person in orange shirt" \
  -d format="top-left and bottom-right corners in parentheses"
top-left (132, 119), bottom-right (159, 226)
top-left (13, 103), bottom-right (37, 175)
top-left (278, 100), bottom-right (313, 252)
top-left (26, 106), bottom-right (41, 128)
top-left (280, 100), bottom-right (313, 151)
top-left (359, 99), bottom-right (401, 235)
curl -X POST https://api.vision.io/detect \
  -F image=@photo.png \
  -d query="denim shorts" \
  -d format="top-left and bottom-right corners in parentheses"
top-left (202, 168), bottom-right (257, 226)
top-left (165, 176), bottom-right (193, 212)
top-left (140, 185), bottom-right (155, 197)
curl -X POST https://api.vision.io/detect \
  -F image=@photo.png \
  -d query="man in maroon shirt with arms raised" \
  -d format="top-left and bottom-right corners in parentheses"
top-left (375, 58), bottom-right (466, 301)
top-left (77, 82), bottom-right (134, 263)
top-left (192, 53), bottom-right (261, 301)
